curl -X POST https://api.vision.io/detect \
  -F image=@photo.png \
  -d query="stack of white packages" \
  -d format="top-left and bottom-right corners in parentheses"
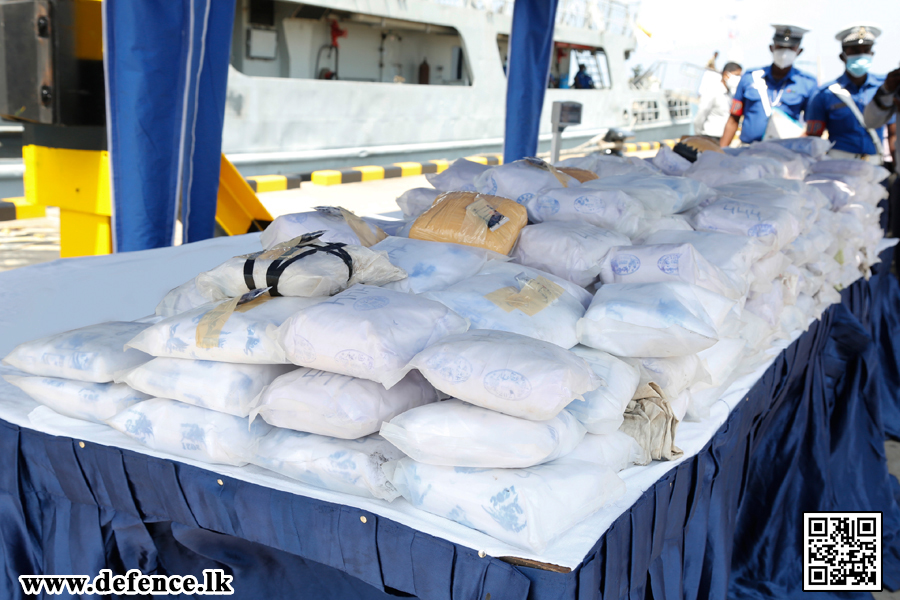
top-left (3, 138), bottom-right (890, 557)
top-left (3, 322), bottom-right (154, 422)
top-left (123, 243), bottom-right (463, 494)
top-left (381, 329), bottom-right (632, 552)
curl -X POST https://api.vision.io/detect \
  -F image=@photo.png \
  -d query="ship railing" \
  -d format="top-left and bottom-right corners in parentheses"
top-left (429, 0), bottom-right (636, 35)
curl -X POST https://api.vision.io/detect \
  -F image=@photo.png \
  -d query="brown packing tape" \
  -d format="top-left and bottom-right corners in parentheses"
top-left (484, 286), bottom-right (520, 313)
top-left (235, 293), bottom-right (273, 314)
top-left (546, 163), bottom-right (572, 188)
top-left (195, 297), bottom-right (241, 349)
top-left (195, 293), bottom-right (273, 348)
top-left (485, 276), bottom-right (565, 317)
top-left (338, 207), bottom-right (387, 247)
top-left (524, 158), bottom-right (571, 188)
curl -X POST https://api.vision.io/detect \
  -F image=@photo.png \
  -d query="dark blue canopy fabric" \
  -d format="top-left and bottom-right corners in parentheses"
top-left (503, 0), bottom-right (560, 164)
top-left (2, 251), bottom-right (900, 600)
top-left (104, 0), bottom-right (234, 252)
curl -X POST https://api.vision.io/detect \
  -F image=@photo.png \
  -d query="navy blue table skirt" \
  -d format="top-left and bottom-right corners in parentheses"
top-left (3, 249), bottom-right (900, 600)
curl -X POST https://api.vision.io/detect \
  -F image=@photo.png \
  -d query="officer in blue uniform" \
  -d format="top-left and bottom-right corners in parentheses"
top-left (806, 25), bottom-right (896, 164)
top-left (573, 64), bottom-right (595, 89)
top-left (720, 25), bottom-right (819, 146)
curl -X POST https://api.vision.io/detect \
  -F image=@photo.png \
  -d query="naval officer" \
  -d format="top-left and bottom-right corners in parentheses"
top-left (720, 25), bottom-right (818, 146)
top-left (806, 25), bottom-right (896, 164)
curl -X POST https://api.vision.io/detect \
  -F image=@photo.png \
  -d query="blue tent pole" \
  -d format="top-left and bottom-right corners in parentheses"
top-left (502, 0), bottom-right (560, 164)
top-left (104, 0), bottom-right (235, 252)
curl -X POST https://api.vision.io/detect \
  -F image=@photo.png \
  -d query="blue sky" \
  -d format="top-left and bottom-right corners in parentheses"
top-left (627, 0), bottom-right (899, 84)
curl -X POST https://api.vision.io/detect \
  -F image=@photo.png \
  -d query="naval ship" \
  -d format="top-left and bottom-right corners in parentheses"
top-left (0, 0), bottom-right (698, 194)
top-left (225, 0), bottom-right (698, 176)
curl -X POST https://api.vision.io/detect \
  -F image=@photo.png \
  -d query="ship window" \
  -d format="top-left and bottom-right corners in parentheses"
top-left (565, 49), bottom-right (610, 89)
top-left (497, 37), bottom-right (610, 90)
top-left (249, 0), bottom-right (275, 27)
top-left (632, 99), bottom-right (661, 124)
top-left (233, 8), bottom-right (473, 86)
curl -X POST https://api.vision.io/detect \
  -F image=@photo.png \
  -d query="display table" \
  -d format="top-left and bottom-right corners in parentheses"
top-left (1, 238), bottom-right (899, 600)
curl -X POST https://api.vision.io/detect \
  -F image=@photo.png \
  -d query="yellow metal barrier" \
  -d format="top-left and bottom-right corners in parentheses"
top-left (23, 144), bottom-right (111, 257)
top-left (0, 197), bottom-right (46, 220)
top-left (216, 154), bottom-right (273, 235)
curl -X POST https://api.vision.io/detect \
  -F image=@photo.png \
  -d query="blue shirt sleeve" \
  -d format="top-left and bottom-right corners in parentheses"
top-left (802, 78), bottom-right (818, 113)
top-left (733, 73), bottom-right (750, 104)
top-left (805, 88), bottom-right (828, 123)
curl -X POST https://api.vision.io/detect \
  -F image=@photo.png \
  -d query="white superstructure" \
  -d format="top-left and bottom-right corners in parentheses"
top-left (224, 0), bottom-right (696, 175)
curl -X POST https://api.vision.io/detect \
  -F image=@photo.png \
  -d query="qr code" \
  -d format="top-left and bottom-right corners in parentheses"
top-left (804, 512), bottom-right (881, 591)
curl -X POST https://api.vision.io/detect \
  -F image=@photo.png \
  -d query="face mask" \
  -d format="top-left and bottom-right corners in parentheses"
top-left (845, 53), bottom-right (873, 77)
top-left (772, 48), bottom-right (798, 69)
top-left (725, 75), bottom-right (739, 95)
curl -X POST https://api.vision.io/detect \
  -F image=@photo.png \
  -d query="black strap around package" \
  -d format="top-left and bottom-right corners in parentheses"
top-left (242, 242), bottom-right (353, 296)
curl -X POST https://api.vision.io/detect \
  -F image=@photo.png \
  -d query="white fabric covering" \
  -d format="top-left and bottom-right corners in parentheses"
top-left (381, 399), bottom-right (585, 468)
top-left (277, 285), bottom-right (469, 385)
top-left (686, 339), bottom-right (748, 420)
top-left (251, 369), bottom-right (437, 439)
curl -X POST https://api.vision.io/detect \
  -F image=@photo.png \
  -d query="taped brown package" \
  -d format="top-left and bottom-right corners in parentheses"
top-left (409, 191), bottom-right (528, 255)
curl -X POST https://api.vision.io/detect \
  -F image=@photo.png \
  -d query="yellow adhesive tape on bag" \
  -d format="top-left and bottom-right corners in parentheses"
top-left (195, 290), bottom-right (271, 349)
top-left (484, 276), bottom-right (565, 316)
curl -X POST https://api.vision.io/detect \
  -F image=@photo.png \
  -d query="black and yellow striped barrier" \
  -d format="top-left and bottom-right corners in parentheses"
top-left (622, 139), bottom-right (678, 153)
top-left (0, 197), bottom-right (46, 222)
top-left (239, 154), bottom-right (503, 191)
top-left (244, 174), bottom-right (304, 193)
top-left (237, 141), bottom-right (676, 193)
top-left (309, 154), bottom-right (503, 186)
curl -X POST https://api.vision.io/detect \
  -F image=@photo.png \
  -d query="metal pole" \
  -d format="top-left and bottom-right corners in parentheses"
top-left (550, 127), bottom-right (563, 164)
